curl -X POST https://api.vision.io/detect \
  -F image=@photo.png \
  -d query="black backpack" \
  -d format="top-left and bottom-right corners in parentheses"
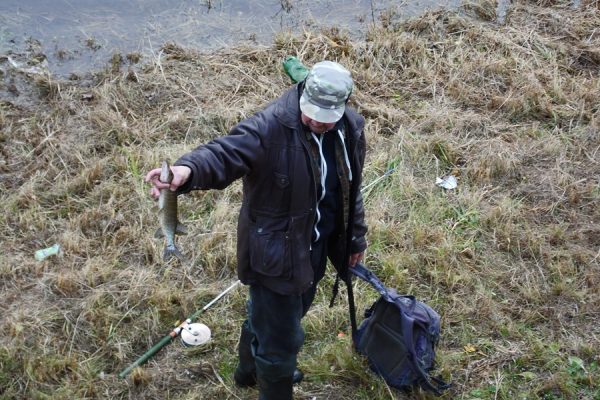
top-left (345, 263), bottom-right (450, 395)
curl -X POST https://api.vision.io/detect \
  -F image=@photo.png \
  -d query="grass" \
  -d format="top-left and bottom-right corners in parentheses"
top-left (1, 0), bottom-right (599, 399)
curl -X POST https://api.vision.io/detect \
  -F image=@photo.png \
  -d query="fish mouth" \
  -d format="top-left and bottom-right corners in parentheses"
top-left (160, 160), bottom-right (173, 183)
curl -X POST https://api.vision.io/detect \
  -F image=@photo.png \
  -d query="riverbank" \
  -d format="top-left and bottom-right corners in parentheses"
top-left (1, 0), bottom-right (599, 399)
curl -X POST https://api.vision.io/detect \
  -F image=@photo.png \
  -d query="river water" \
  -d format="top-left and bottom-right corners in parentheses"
top-left (0, 0), bottom-right (461, 77)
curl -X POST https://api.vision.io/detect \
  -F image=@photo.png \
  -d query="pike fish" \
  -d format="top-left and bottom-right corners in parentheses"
top-left (155, 160), bottom-right (187, 261)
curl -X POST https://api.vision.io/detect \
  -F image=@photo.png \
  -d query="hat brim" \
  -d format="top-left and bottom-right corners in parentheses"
top-left (299, 92), bottom-right (345, 124)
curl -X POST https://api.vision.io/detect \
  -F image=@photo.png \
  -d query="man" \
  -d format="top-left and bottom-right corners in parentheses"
top-left (145, 61), bottom-right (368, 399)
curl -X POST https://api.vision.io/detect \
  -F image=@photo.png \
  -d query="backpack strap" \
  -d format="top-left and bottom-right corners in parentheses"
top-left (349, 263), bottom-right (387, 295)
top-left (344, 263), bottom-right (373, 341)
top-left (401, 312), bottom-right (449, 395)
top-left (351, 263), bottom-right (417, 309)
top-left (329, 274), bottom-right (340, 308)
top-left (345, 272), bottom-right (358, 335)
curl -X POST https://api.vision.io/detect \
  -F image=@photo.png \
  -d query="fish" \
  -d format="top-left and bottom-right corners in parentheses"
top-left (155, 160), bottom-right (187, 261)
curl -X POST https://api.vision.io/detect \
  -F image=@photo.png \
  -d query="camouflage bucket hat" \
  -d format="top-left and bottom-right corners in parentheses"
top-left (299, 61), bottom-right (353, 123)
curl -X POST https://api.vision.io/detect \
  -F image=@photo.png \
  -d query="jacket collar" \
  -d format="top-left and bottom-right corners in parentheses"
top-left (273, 84), bottom-right (303, 129)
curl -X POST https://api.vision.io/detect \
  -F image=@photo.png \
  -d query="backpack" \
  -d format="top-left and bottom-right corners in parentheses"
top-left (346, 263), bottom-right (450, 395)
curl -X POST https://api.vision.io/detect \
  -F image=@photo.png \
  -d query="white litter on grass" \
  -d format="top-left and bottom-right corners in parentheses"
top-left (436, 175), bottom-right (458, 190)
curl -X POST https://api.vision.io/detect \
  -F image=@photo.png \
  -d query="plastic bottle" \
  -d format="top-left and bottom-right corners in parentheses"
top-left (282, 56), bottom-right (309, 83)
top-left (35, 244), bottom-right (61, 261)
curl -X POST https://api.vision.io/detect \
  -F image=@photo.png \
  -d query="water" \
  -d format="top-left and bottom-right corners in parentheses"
top-left (0, 0), bottom-right (461, 77)
top-left (495, 0), bottom-right (510, 25)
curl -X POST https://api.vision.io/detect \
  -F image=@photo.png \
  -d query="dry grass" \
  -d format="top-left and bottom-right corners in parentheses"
top-left (1, 0), bottom-right (599, 399)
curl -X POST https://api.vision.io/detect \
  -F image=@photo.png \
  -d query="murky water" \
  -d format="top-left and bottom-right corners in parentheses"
top-left (0, 0), bottom-right (461, 77)
top-left (495, 0), bottom-right (510, 25)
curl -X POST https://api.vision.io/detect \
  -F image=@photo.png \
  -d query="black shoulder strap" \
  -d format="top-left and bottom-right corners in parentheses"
top-left (345, 272), bottom-right (358, 335)
top-left (343, 263), bottom-right (366, 340)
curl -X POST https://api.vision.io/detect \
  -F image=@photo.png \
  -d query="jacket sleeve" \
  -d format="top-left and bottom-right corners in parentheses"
top-left (174, 112), bottom-right (268, 192)
top-left (350, 128), bottom-right (368, 254)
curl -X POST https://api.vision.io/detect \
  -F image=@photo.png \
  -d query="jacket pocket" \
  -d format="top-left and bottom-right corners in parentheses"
top-left (249, 222), bottom-right (291, 279)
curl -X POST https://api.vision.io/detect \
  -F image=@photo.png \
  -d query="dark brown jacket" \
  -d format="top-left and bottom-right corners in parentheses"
top-left (175, 84), bottom-right (367, 295)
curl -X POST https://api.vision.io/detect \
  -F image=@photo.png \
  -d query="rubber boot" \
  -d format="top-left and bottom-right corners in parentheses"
top-left (234, 321), bottom-right (257, 387)
top-left (234, 322), bottom-right (304, 387)
top-left (236, 367), bottom-right (303, 388)
top-left (258, 375), bottom-right (293, 400)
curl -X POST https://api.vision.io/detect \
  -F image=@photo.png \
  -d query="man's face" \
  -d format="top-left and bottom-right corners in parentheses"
top-left (301, 113), bottom-right (336, 134)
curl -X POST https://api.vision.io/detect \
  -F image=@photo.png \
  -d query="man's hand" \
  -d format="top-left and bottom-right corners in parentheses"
top-left (144, 165), bottom-right (192, 199)
top-left (349, 251), bottom-right (364, 268)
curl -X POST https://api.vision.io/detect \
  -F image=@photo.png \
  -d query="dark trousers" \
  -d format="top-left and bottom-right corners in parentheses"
top-left (239, 238), bottom-right (329, 382)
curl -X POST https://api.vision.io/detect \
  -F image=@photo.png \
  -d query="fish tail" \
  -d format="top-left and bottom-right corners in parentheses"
top-left (163, 244), bottom-right (186, 262)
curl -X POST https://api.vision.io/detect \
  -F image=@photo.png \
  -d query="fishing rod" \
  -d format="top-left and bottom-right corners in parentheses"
top-left (361, 166), bottom-right (397, 193)
top-left (361, 166), bottom-right (397, 200)
top-left (119, 279), bottom-right (241, 379)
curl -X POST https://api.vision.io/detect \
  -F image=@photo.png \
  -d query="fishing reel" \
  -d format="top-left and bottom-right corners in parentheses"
top-left (180, 323), bottom-right (211, 347)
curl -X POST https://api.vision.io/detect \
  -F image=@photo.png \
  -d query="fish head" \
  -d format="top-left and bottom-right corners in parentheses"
top-left (160, 160), bottom-right (174, 184)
